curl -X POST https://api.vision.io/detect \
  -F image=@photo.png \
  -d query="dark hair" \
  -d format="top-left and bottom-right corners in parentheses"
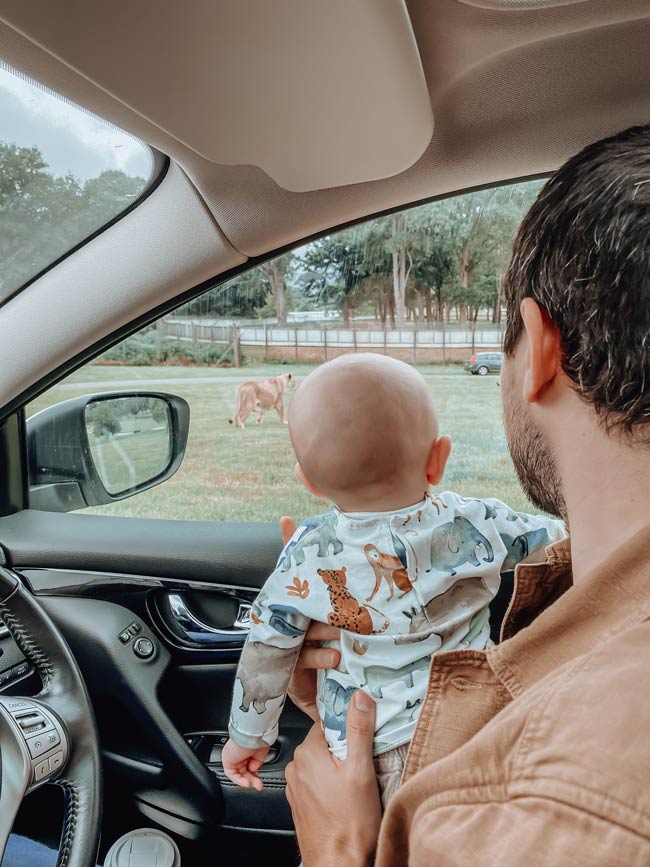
top-left (503, 124), bottom-right (650, 438)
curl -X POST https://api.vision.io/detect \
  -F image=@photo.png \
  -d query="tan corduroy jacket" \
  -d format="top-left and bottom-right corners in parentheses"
top-left (376, 527), bottom-right (650, 866)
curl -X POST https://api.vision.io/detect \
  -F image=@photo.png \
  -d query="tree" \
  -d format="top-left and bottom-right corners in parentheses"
top-left (388, 212), bottom-right (414, 328)
top-left (300, 222), bottom-right (390, 324)
top-left (0, 142), bottom-right (145, 299)
top-left (260, 254), bottom-right (293, 326)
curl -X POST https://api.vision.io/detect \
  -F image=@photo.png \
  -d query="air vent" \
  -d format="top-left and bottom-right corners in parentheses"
top-left (458, 0), bottom-right (589, 9)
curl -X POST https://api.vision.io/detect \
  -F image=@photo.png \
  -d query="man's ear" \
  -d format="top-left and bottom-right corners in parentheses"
top-left (426, 435), bottom-right (452, 486)
top-left (295, 463), bottom-right (328, 500)
top-left (520, 298), bottom-right (562, 403)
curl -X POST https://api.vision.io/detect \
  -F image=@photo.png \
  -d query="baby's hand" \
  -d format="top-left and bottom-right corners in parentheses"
top-left (222, 739), bottom-right (269, 791)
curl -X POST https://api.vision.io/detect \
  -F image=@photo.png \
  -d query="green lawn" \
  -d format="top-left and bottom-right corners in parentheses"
top-left (27, 363), bottom-right (537, 523)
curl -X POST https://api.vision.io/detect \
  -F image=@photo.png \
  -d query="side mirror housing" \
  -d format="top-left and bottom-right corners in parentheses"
top-left (27, 392), bottom-right (189, 512)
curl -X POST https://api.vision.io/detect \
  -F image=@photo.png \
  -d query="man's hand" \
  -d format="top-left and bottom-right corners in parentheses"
top-left (280, 516), bottom-right (341, 721)
top-left (285, 691), bottom-right (382, 867)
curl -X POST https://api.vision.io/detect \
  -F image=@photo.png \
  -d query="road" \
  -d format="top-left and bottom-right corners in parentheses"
top-left (55, 371), bottom-right (463, 390)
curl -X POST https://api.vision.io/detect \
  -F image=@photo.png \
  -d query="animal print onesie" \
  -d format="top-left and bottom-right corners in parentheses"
top-left (228, 492), bottom-right (566, 802)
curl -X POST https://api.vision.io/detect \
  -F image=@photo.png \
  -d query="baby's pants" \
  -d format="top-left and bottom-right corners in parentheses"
top-left (374, 742), bottom-right (410, 810)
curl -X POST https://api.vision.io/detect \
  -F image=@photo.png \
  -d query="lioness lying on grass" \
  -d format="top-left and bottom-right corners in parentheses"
top-left (228, 372), bottom-right (295, 429)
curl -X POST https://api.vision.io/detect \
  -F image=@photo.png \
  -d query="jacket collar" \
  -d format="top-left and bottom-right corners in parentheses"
top-left (490, 525), bottom-right (650, 696)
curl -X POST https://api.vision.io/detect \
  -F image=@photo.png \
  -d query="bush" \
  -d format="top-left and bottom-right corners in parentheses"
top-left (99, 330), bottom-right (242, 366)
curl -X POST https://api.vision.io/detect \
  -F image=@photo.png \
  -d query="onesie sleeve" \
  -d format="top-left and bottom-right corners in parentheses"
top-left (228, 540), bottom-right (313, 750)
top-left (485, 497), bottom-right (567, 572)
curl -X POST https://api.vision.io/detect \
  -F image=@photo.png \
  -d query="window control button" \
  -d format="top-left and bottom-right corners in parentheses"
top-left (128, 622), bottom-right (142, 635)
top-left (118, 630), bottom-right (132, 644)
top-left (27, 730), bottom-right (60, 759)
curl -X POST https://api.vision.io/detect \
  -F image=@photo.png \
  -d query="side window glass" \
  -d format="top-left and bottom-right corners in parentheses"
top-left (26, 180), bottom-right (543, 521)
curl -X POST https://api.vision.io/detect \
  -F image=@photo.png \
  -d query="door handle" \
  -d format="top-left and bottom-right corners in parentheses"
top-left (166, 593), bottom-right (251, 649)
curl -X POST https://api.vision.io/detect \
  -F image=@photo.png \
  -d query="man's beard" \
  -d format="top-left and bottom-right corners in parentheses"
top-left (503, 391), bottom-right (567, 521)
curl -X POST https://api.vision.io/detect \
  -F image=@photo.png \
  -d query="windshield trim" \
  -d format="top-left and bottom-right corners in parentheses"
top-left (0, 149), bottom-right (169, 311)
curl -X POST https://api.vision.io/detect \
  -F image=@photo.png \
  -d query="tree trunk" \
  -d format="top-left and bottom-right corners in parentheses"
top-left (435, 288), bottom-right (444, 323)
top-left (458, 240), bottom-right (473, 327)
top-left (342, 298), bottom-right (353, 327)
top-left (388, 293), bottom-right (396, 328)
top-left (425, 290), bottom-right (433, 324)
top-left (261, 259), bottom-right (288, 327)
top-left (493, 272), bottom-right (503, 324)
top-left (391, 214), bottom-right (412, 329)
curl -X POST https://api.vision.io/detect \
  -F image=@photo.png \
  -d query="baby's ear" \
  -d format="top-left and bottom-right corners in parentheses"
top-left (426, 435), bottom-right (452, 486)
top-left (295, 463), bottom-right (328, 500)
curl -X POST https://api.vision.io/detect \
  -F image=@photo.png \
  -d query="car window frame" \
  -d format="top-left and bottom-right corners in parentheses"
top-left (0, 171), bottom-right (549, 519)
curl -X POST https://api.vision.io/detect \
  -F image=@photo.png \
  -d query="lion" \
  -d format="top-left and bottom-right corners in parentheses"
top-left (228, 372), bottom-right (295, 429)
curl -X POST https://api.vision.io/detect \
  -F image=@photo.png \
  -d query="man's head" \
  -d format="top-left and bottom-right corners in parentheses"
top-left (501, 124), bottom-right (650, 518)
top-left (288, 353), bottom-right (450, 509)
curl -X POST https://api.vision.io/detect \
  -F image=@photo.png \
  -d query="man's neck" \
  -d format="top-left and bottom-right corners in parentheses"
top-left (558, 427), bottom-right (650, 584)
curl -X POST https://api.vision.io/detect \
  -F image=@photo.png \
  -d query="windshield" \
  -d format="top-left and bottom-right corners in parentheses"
top-left (0, 63), bottom-right (153, 304)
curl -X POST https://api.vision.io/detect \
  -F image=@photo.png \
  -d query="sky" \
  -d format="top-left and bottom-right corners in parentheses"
top-left (0, 64), bottom-right (152, 182)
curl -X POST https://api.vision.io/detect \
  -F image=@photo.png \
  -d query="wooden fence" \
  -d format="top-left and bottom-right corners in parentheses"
top-left (160, 318), bottom-right (503, 365)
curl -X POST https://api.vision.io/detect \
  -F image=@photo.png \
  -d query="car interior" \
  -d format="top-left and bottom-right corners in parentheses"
top-left (0, 1), bottom-right (649, 865)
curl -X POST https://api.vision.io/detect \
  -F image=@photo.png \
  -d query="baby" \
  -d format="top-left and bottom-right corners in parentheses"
top-left (222, 353), bottom-right (566, 805)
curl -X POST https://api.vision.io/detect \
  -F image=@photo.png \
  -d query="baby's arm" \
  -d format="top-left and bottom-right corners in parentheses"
top-left (224, 561), bottom-right (312, 789)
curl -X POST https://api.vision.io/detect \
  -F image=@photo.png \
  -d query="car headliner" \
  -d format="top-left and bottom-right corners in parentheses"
top-left (0, 0), bottom-right (649, 413)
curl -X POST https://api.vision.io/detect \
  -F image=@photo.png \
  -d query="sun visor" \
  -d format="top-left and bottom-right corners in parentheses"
top-left (0, 0), bottom-right (434, 192)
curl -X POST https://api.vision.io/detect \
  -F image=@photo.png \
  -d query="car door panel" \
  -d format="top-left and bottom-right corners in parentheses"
top-left (0, 510), bottom-right (280, 586)
top-left (0, 510), bottom-right (305, 840)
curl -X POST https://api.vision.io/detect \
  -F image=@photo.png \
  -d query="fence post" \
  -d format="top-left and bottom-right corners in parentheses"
top-left (323, 327), bottom-right (328, 362)
top-left (353, 326), bottom-right (357, 354)
top-left (294, 328), bottom-right (299, 362)
top-left (413, 327), bottom-right (417, 365)
top-left (442, 321), bottom-right (446, 365)
top-left (383, 328), bottom-right (388, 356)
top-left (264, 323), bottom-right (269, 362)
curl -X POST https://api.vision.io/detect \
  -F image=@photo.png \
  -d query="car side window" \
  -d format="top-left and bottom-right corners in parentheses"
top-left (26, 180), bottom-right (542, 522)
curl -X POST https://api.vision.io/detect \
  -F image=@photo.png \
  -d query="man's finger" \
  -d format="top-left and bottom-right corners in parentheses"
top-left (304, 622), bottom-right (340, 642)
top-left (280, 516), bottom-right (297, 545)
top-left (296, 646), bottom-right (340, 671)
top-left (345, 691), bottom-right (376, 771)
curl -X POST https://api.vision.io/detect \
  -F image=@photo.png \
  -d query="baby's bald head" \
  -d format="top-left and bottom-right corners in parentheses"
top-left (289, 354), bottom-right (441, 507)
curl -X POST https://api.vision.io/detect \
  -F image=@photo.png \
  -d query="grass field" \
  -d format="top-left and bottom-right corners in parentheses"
top-left (26, 363), bottom-right (538, 523)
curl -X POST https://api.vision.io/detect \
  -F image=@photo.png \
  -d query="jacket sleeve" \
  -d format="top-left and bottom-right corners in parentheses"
top-left (228, 557), bottom-right (312, 750)
top-left (378, 792), bottom-right (648, 867)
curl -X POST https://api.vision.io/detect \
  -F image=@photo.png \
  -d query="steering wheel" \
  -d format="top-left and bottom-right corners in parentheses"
top-left (0, 564), bottom-right (101, 867)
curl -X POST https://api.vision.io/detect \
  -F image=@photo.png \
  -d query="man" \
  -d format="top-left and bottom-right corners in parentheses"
top-left (282, 124), bottom-right (650, 865)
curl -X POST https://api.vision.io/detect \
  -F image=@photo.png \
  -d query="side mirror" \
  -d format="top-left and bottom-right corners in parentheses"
top-left (27, 392), bottom-right (190, 512)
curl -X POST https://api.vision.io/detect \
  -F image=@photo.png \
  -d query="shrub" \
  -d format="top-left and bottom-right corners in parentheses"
top-left (98, 330), bottom-right (242, 366)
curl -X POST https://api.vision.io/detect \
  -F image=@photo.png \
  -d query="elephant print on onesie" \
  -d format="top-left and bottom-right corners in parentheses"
top-left (237, 641), bottom-right (302, 715)
top-left (428, 516), bottom-right (494, 576)
top-left (500, 528), bottom-right (549, 570)
top-left (401, 576), bottom-right (493, 649)
top-left (320, 677), bottom-right (356, 742)
top-left (279, 511), bottom-right (343, 572)
top-left (318, 567), bottom-right (390, 635)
